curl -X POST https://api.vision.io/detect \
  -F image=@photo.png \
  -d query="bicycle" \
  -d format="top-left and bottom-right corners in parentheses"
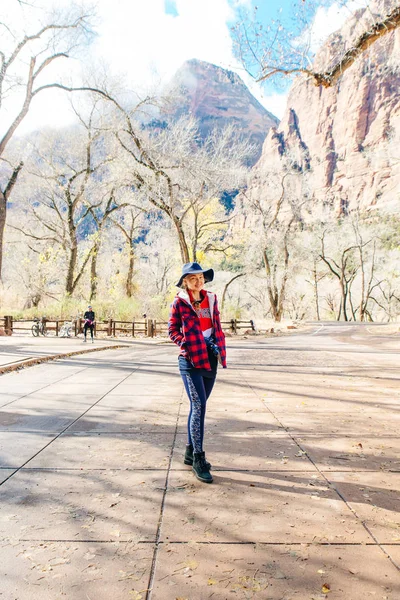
top-left (59, 316), bottom-right (82, 338)
top-left (31, 317), bottom-right (48, 337)
top-left (59, 320), bottom-right (73, 338)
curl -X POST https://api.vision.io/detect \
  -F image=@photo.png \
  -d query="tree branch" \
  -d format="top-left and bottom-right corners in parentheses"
top-left (257, 6), bottom-right (400, 88)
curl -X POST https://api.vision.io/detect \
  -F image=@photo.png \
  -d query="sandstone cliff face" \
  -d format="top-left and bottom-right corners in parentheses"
top-left (249, 0), bottom-right (400, 213)
top-left (165, 59), bottom-right (279, 165)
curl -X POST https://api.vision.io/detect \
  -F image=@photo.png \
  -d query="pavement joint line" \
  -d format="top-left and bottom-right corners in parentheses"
top-left (0, 345), bottom-right (172, 412)
top-left (0, 362), bottom-right (97, 410)
top-left (4, 539), bottom-right (399, 546)
top-left (239, 369), bottom-right (400, 573)
top-left (0, 345), bottom-right (148, 410)
top-left (0, 344), bottom-right (127, 377)
top-left (0, 363), bottom-right (141, 489)
top-left (0, 467), bottom-right (396, 472)
top-left (146, 389), bottom-right (184, 600)
top-left (1, 467), bottom-right (397, 474)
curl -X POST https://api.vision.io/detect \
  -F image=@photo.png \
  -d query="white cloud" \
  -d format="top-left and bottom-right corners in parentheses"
top-left (306, 0), bottom-right (369, 52)
top-left (257, 92), bottom-right (287, 120)
top-left (91, 0), bottom-right (237, 92)
top-left (11, 0), bottom-right (282, 134)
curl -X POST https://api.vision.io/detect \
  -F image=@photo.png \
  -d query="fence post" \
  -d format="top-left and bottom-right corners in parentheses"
top-left (107, 318), bottom-right (112, 336)
top-left (250, 319), bottom-right (255, 331)
top-left (230, 319), bottom-right (235, 334)
top-left (145, 319), bottom-right (148, 336)
top-left (4, 315), bottom-right (13, 335)
top-left (132, 319), bottom-right (135, 337)
top-left (78, 318), bottom-right (83, 335)
top-left (56, 320), bottom-right (59, 336)
top-left (152, 319), bottom-right (156, 337)
top-left (112, 320), bottom-right (116, 337)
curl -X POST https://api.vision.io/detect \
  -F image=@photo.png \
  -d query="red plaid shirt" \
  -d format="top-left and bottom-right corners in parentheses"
top-left (168, 290), bottom-right (227, 370)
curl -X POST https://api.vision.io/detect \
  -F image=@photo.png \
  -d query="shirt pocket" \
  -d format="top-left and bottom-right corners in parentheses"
top-left (182, 314), bottom-right (197, 335)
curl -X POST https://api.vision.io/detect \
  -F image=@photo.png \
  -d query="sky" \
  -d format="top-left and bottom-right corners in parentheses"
top-left (1, 0), bottom-right (366, 136)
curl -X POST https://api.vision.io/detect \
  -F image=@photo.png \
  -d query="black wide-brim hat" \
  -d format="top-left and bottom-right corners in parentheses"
top-left (176, 262), bottom-right (214, 288)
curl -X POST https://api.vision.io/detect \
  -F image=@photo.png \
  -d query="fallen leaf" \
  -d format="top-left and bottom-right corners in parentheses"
top-left (322, 583), bottom-right (331, 593)
top-left (317, 569), bottom-right (325, 574)
top-left (208, 578), bottom-right (218, 585)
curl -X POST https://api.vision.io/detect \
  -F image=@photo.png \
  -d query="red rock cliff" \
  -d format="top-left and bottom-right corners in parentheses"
top-left (249, 0), bottom-right (400, 213)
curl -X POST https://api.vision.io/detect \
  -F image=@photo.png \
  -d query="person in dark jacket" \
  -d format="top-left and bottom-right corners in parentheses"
top-left (83, 305), bottom-right (95, 343)
top-left (168, 262), bottom-right (227, 484)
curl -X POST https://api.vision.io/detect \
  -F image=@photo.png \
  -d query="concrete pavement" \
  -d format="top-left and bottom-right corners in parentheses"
top-left (0, 325), bottom-right (399, 599)
top-left (0, 335), bottom-right (128, 375)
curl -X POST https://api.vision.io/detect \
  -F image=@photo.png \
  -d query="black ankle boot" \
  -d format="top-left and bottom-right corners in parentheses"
top-left (192, 451), bottom-right (213, 484)
top-left (184, 444), bottom-right (211, 469)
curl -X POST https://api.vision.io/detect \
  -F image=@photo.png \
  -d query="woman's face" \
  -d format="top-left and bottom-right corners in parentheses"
top-left (184, 273), bottom-right (205, 293)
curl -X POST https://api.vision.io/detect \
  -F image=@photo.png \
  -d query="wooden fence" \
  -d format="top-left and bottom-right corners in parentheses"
top-left (1, 316), bottom-right (255, 337)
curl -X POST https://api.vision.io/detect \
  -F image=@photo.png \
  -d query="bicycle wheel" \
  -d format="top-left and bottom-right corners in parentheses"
top-left (66, 326), bottom-right (72, 337)
top-left (32, 323), bottom-right (40, 337)
top-left (41, 325), bottom-right (49, 336)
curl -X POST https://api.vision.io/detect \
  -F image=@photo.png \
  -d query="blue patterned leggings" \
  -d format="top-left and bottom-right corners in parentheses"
top-left (182, 373), bottom-right (216, 453)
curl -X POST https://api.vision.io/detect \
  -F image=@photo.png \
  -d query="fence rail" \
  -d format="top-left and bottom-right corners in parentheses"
top-left (1, 316), bottom-right (256, 338)
top-left (221, 319), bottom-right (255, 334)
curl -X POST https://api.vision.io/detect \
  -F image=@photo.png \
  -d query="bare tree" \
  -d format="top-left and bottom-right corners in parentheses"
top-left (371, 277), bottom-right (400, 321)
top-left (88, 189), bottom-right (130, 301)
top-left (10, 110), bottom-right (115, 296)
top-left (0, 3), bottom-right (93, 278)
top-left (110, 205), bottom-right (145, 298)
top-left (113, 113), bottom-right (251, 263)
top-left (350, 217), bottom-right (383, 321)
top-left (242, 167), bottom-right (305, 322)
top-left (232, 1), bottom-right (400, 88)
top-left (305, 256), bottom-right (328, 321)
top-left (221, 273), bottom-right (245, 313)
top-left (319, 228), bottom-right (359, 321)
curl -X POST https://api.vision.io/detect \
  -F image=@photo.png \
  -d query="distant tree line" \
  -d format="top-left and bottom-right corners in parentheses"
top-left (1, 0), bottom-right (399, 322)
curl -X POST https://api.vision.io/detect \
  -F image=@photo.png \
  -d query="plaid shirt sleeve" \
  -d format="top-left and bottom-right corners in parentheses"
top-left (212, 295), bottom-right (227, 368)
top-left (168, 299), bottom-right (187, 352)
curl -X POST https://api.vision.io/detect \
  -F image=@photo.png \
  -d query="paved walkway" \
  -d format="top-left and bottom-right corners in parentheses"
top-left (0, 335), bottom-right (127, 372)
top-left (0, 325), bottom-right (399, 599)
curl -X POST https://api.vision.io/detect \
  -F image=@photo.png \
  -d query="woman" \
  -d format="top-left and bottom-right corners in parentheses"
top-left (168, 262), bottom-right (227, 483)
top-left (83, 305), bottom-right (95, 343)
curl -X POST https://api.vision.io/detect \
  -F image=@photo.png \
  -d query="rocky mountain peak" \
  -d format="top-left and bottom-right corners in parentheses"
top-left (164, 59), bottom-right (279, 165)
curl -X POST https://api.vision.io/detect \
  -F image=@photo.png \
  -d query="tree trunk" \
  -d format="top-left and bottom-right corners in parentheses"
top-left (172, 215), bottom-right (190, 263)
top-left (263, 249), bottom-right (280, 322)
top-left (0, 192), bottom-right (5, 281)
top-left (221, 273), bottom-right (244, 312)
top-left (126, 244), bottom-right (135, 297)
top-left (0, 162), bottom-right (23, 281)
top-left (66, 245), bottom-right (78, 295)
top-left (340, 278), bottom-right (349, 321)
top-left (90, 241), bottom-right (100, 301)
top-left (313, 263), bottom-right (321, 321)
